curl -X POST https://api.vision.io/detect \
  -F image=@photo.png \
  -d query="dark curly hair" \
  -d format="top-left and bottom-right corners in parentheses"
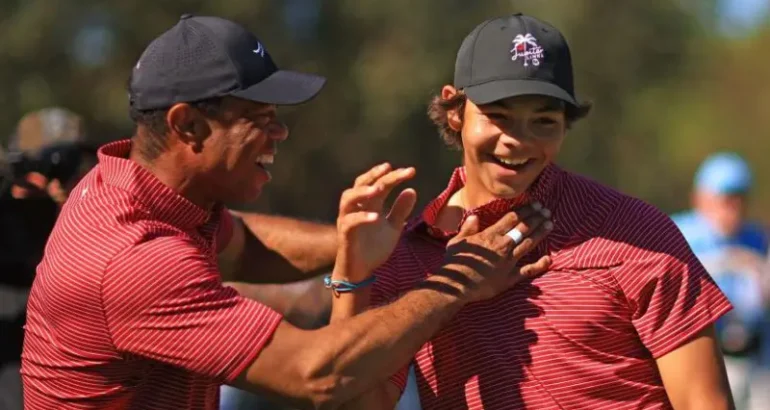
top-left (427, 91), bottom-right (593, 150)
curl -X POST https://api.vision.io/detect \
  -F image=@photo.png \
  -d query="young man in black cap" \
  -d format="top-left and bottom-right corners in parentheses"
top-left (331, 13), bottom-right (734, 409)
top-left (21, 14), bottom-right (551, 409)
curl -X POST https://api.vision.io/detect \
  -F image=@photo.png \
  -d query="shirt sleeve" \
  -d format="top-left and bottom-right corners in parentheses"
top-left (215, 206), bottom-right (235, 254)
top-left (615, 203), bottom-right (733, 358)
top-left (102, 236), bottom-right (283, 383)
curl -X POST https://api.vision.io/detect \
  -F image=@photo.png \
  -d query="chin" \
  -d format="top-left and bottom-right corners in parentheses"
top-left (489, 179), bottom-right (533, 198)
top-left (242, 187), bottom-right (264, 203)
top-left (226, 185), bottom-right (263, 205)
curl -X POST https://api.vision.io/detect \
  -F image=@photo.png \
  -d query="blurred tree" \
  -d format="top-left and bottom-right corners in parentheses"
top-left (1, 0), bottom-right (769, 224)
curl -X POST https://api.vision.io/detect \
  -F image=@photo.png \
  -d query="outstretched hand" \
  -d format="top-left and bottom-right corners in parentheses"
top-left (334, 163), bottom-right (418, 281)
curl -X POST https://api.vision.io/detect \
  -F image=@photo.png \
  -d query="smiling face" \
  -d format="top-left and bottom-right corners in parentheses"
top-left (442, 85), bottom-right (567, 208)
top-left (195, 97), bottom-right (289, 204)
top-left (144, 96), bottom-right (290, 207)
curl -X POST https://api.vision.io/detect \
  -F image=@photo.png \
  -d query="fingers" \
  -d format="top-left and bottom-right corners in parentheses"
top-left (515, 254), bottom-right (552, 282)
top-left (337, 211), bottom-right (379, 235)
top-left (354, 163), bottom-right (392, 187)
top-left (386, 188), bottom-right (417, 228)
top-left (339, 185), bottom-right (382, 215)
top-left (447, 215), bottom-right (480, 247)
top-left (369, 168), bottom-right (416, 209)
top-left (486, 203), bottom-right (541, 236)
top-left (510, 219), bottom-right (554, 261)
top-left (344, 167), bottom-right (416, 215)
top-left (505, 210), bottom-right (548, 246)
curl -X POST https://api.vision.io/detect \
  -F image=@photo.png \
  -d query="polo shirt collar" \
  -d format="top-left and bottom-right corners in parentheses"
top-left (98, 139), bottom-right (212, 229)
top-left (407, 164), bottom-right (563, 239)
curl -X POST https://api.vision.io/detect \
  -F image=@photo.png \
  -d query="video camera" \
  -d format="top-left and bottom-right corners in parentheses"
top-left (0, 142), bottom-right (84, 198)
top-left (1, 141), bottom-right (89, 289)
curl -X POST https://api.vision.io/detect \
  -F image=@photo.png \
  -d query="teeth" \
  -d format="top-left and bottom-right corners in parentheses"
top-left (256, 154), bottom-right (274, 165)
top-left (496, 157), bottom-right (529, 166)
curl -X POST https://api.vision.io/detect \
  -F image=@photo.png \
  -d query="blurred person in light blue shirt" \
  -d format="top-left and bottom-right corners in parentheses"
top-left (671, 152), bottom-right (770, 410)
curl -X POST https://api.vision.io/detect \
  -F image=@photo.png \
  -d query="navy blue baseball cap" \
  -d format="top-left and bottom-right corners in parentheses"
top-left (129, 14), bottom-right (326, 110)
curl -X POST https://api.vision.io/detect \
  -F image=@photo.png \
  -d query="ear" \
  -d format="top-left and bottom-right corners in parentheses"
top-left (167, 103), bottom-right (206, 151)
top-left (441, 85), bottom-right (463, 132)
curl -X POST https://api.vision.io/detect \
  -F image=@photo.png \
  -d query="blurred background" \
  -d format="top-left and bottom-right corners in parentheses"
top-left (2, 0), bottom-right (770, 409)
top-left (0, 0), bottom-right (768, 219)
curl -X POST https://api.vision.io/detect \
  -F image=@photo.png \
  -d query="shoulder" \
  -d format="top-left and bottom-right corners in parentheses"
top-left (106, 234), bottom-right (211, 279)
top-left (560, 172), bottom-right (689, 264)
top-left (102, 235), bottom-right (221, 311)
top-left (740, 221), bottom-right (769, 250)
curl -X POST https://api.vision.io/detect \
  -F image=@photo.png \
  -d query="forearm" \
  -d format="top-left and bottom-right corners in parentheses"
top-left (227, 279), bottom-right (331, 329)
top-left (302, 281), bottom-right (464, 407)
top-left (233, 212), bottom-right (337, 283)
top-left (327, 270), bottom-right (400, 409)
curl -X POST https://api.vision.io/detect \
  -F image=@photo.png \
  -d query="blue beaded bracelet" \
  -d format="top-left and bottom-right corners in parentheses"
top-left (324, 275), bottom-right (377, 296)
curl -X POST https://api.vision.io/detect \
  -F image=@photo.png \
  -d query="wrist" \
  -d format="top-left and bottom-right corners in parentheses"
top-left (332, 248), bottom-right (374, 282)
top-left (324, 274), bottom-right (376, 295)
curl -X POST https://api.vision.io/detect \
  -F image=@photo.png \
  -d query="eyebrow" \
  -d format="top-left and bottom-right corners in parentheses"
top-left (535, 102), bottom-right (564, 113)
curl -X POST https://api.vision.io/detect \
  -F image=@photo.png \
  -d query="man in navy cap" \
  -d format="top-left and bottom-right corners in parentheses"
top-left (672, 152), bottom-right (770, 410)
top-left (21, 14), bottom-right (550, 409)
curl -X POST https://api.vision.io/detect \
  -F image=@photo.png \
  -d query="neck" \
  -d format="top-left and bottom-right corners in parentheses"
top-left (461, 183), bottom-right (502, 210)
top-left (129, 140), bottom-right (214, 211)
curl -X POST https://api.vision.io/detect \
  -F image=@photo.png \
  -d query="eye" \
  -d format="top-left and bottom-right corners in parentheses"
top-left (533, 117), bottom-right (559, 126)
top-left (246, 114), bottom-right (274, 126)
top-left (485, 112), bottom-right (508, 121)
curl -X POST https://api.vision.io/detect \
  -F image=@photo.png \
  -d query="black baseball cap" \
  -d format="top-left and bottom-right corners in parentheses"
top-left (129, 14), bottom-right (326, 110)
top-left (454, 13), bottom-right (577, 106)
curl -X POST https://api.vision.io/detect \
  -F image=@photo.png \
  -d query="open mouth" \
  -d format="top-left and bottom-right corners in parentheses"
top-left (490, 155), bottom-right (534, 172)
top-left (255, 154), bottom-right (274, 170)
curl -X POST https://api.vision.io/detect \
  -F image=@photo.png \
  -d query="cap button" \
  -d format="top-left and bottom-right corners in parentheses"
top-left (180, 14), bottom-right (193, 20)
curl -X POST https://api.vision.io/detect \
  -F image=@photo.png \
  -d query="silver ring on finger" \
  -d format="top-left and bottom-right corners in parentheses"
top-left (505, 227), bottom-right (524, 245)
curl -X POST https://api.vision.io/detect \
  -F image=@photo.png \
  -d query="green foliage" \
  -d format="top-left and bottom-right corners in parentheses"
top-left (1, 0), bottom-right (768, 221)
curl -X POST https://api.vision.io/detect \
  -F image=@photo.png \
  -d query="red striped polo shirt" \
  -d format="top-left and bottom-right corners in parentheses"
top-left (21, 140), bottom-right (283, 409)
top-left (374, 165), bottom-right (732, 410)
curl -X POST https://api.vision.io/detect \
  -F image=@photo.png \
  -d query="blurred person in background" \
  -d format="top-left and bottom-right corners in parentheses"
top-left (332, 13), bottom-right (734, 410)
top-left (672, 152), bottom-right (770, 410)
top-left (0, 107), bottom-right (97, 410)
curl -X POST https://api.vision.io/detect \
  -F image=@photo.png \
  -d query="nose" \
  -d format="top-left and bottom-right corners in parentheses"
top-left (498, 126), bottom-right (529, 147)
top-left (267, 120), bottom-right (289, 142)
top-left (498, 121), bottom-right (539, 146)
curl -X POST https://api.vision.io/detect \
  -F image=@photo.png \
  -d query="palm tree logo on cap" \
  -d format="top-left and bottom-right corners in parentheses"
top-left (511, 33), bottom-right (544, 67)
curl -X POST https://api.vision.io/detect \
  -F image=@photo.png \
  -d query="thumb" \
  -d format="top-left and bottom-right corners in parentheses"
top-left (515, 255), bottom-right (552, 282)
top-left (387, 188), bottom-right (418, 228)
top-left (447, 215), bottom-right (479, 248)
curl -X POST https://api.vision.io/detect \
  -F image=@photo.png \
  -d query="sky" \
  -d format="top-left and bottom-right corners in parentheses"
top-left (719, 0), bottom-right (770, 34)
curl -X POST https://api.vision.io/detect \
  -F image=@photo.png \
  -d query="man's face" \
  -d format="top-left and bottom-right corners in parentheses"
top-left (694, 190), bottom-right (747, 237)
top-left (445, 86), bottom-right (567, 206)
top-left (194, 97), bottom-right (288, 204)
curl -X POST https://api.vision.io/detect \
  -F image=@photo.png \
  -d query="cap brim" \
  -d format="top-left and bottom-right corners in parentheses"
top-left (232, 70), bottom-right (326, 105)
top-left (463, 80), bottom-right (577, 106)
